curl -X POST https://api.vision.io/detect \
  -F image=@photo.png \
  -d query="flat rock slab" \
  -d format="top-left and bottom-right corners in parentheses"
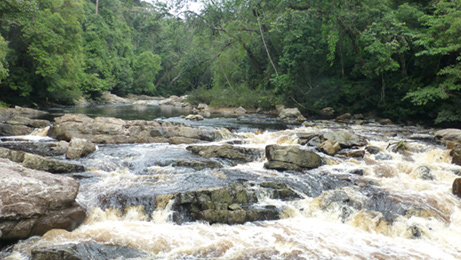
top-left (49, 114), bottom-right (233, 144)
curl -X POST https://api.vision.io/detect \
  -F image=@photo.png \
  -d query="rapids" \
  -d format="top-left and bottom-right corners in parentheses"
top-left (1, 111), bottom-right (461, 260)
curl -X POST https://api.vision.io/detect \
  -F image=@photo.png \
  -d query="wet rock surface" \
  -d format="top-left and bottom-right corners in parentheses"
top-left (49, 114), bottom-right (231, 144)
top-left (66, 138), bottom-right (97, 159)
top-left (453, 178), bottom-right (461, 198)
top-left (187, 144), bottom-right (263, 163)
top-left (264, 144), bottom-right (322, 171)
top-left (0, 159), bottom-right (85, 241)
top-left (451, 147), bottom-right (461, 166)
top-left (169, 183), bottom-right (299, 224)
top-left (31, 242), bottom-right (146, 260)
top-left (0, 147), bottom-right (84, 173)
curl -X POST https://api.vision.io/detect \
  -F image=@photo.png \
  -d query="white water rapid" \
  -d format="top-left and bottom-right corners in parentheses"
top-left (2, 119), bottom-right (461, 260)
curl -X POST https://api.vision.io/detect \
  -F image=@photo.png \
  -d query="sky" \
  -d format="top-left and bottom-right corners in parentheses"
top-left (145, 0), bottom-right (204, 15)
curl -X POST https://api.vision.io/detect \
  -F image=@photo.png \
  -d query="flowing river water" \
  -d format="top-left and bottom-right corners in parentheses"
top-left (1, 105), bottom-right (461, 260)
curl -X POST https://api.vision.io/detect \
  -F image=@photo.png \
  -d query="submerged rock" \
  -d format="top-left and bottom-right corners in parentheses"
top-left (187, 144), bottom-right (263, 163)
top-left (0, 159), bottom-right (85, 241)
top-left (66, 138), bottom-right (97, 159)
top-left (264, 144), bottom-right (322, 171)
top-left (31, 242), bottom-right (145, 260)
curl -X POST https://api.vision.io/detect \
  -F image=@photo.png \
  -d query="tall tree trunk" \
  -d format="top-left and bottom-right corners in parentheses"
top-left (95, 0), bottom-right (99, 15)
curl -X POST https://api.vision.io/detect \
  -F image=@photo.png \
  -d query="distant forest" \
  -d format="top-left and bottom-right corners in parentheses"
top-left (0, 0), bottom-right (460, 125)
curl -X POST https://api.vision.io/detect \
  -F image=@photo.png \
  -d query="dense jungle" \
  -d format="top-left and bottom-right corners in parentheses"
top-left (0, 0), bottom-right (460, 125)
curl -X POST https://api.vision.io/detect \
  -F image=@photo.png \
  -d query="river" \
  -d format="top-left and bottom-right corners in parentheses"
top-left (1, 105), bottom-right (461, 259)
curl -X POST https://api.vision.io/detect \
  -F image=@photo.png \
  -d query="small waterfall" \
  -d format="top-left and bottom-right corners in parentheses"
top-left (29, 126), bottom-right (50, 137)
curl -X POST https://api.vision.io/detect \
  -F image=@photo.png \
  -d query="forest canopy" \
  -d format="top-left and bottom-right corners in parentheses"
top-left (0, 0), bottom-right (460, 125)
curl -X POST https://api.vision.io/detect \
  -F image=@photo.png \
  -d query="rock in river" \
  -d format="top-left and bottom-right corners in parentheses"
top-left (0, 158), bottom-right (86, 241)
top-left (168, 183), bottom-right (300, 224)
top-left (187, 144), bottom-right (263, 162)
top-left (451, 147), bottom-right (461, 166)
top-left (435, 128), bottom-right (461, 148)
top-left (264, 144), bottom-right (322, 171)
top-left (31, 242), bottom-right (145, 260)
top-left (453, 178), bottom-right (461, 198)
top-left (0, 147), bottom-right (85, 173)
top-left (66, 138), bottom-right (97, 159)
top-left (49, 114), bottom-right (231, 144)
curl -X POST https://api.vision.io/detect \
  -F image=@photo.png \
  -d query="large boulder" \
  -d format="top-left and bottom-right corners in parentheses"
top-left (264, 144), bottom-right (322, 171)
top-left (0, 147), bottom-right (85, 173)
top-left (0, 159), bottom-right (86, 241)
top-left (435, 128), bottom-right (461, 148)
top-left (187, 144), bottom-right (263, 162)
top-left (66, 138), bottom-right (97, 159)
top-left (31, 242), bottom-right (146, 260)
top-left (168, 183), bottom-right (300, 225)
top-left (48, 114), bottom-right (232, 144)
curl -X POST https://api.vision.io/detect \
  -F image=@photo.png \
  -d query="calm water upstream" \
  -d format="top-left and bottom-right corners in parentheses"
top-left (1, 104), bottom-right (461, 259)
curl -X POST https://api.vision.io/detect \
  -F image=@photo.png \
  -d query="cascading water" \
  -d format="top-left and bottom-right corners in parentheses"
top-left (1, 114), bottom-right (461, 260)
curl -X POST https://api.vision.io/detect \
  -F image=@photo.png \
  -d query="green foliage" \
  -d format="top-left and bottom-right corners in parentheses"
top-left (0, 0), bottom-right (460, 125)
top-left (132, 51), bottom-right (161, 95)
top-left (0, 35), bottom-right (8, 83)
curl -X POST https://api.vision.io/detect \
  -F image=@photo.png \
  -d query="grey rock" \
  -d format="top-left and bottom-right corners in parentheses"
top-left (22, 153), bottom-right (85, 173)
top-left (414, 166), bottom-right (434, 180)
top-left (187, 144), bottom-right (263, 162)
top-left (0, 147), bottom-right (84, 173)
top-left (0, 159), bottom-right (85, 241)
top-left (375, 153), bottom-right (392, 161)
top-left (366, 146), bottom-right (382, 154)
top-left (49, 114), bottom-right (233, 144)
top-left (322, 131), bottom-right (367, 148)
top-left (31, 242), bottom-right (145, 260)
top-left (278, 108), bottom-right (302, 119)
top-left (264, 144), bottom-right (322, 171)
top-left (66, 138), bottom-right (97, 159)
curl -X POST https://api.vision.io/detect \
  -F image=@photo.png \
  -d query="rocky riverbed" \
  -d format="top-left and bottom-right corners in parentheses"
top-left (1, 97), bottom-right (461, 259)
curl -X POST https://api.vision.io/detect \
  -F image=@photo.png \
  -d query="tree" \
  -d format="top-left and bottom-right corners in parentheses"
top-left (0, 35), bottom-right (8, 83)
top-left (132, 51), bottom-right (161, 95)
